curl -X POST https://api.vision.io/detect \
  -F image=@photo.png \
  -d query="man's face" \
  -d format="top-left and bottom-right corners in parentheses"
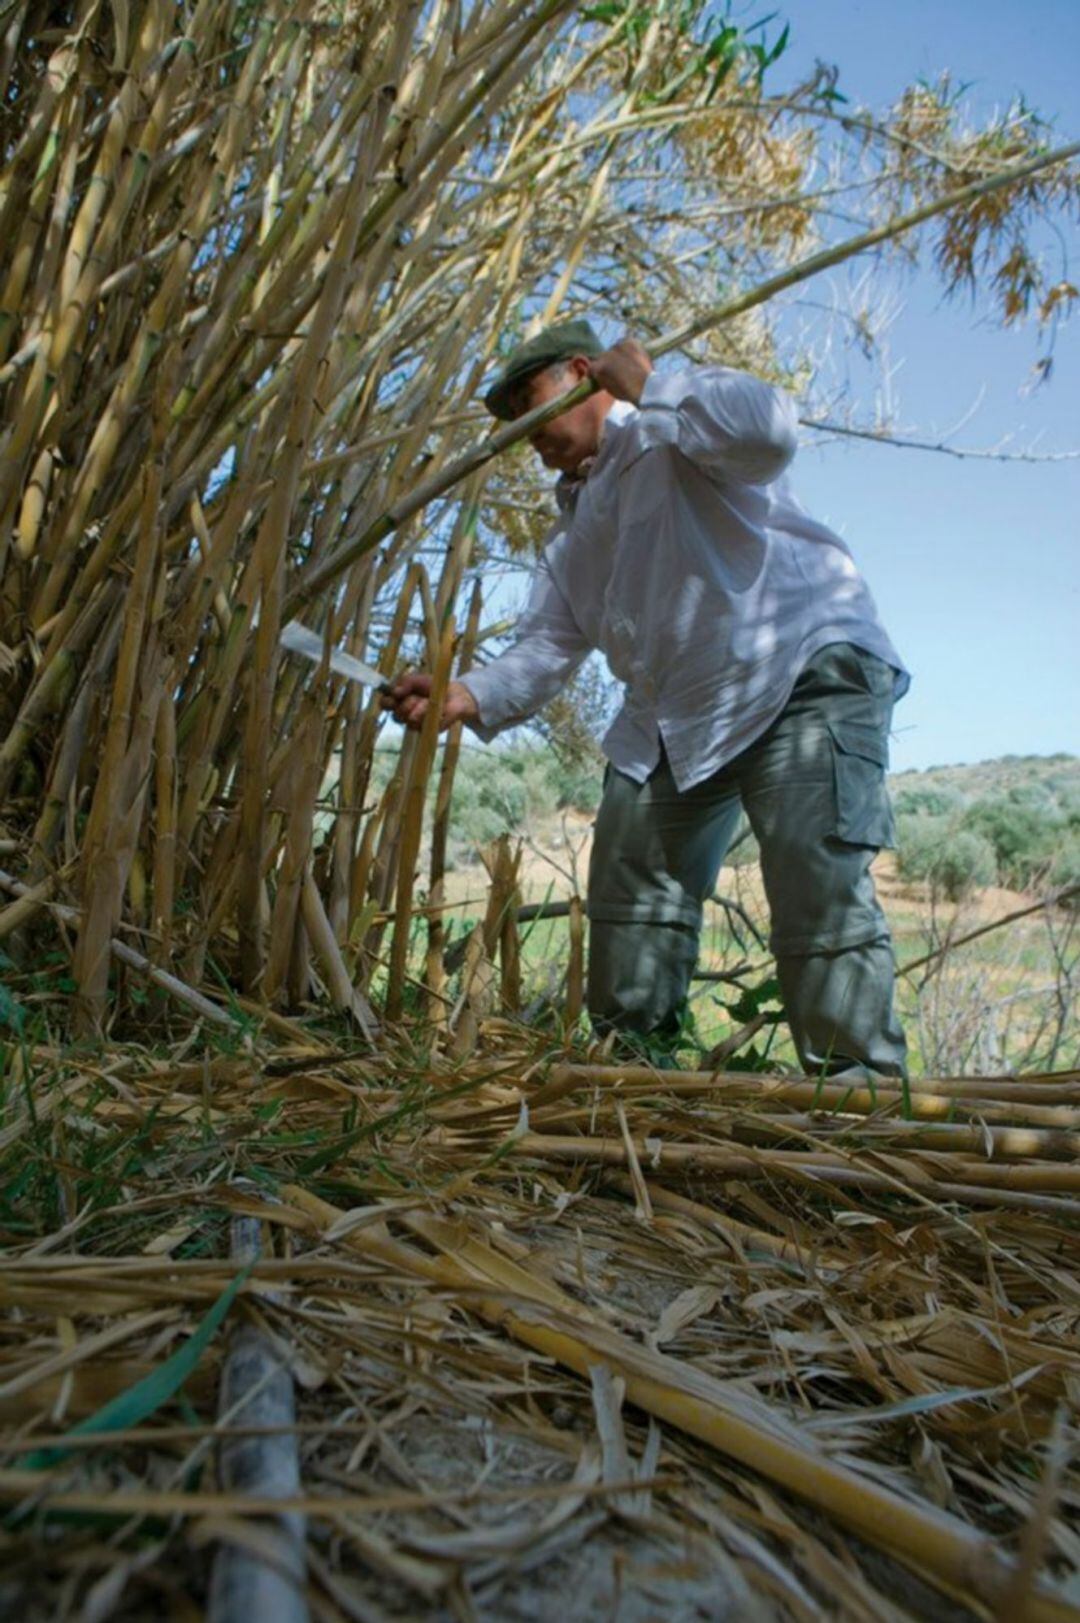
top-left (507, 357), bottom-right (605, 475)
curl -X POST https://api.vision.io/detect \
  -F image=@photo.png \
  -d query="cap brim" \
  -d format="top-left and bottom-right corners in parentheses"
top-left (483, 362), bottom-right (549, 421)
top-left (483, 379), bottom-right (516, 420)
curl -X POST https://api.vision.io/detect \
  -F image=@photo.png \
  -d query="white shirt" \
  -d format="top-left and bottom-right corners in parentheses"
top-left (462, 365), bottom-right (909, 791)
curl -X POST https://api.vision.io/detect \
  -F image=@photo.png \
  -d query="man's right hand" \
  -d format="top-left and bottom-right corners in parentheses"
top-left (382, 673), bottom-right (480, 732)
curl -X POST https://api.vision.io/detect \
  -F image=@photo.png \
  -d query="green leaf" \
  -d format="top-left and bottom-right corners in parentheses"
top-left (721, 975), bottom-right (781, 1025)
top-left (19, 1267), bottom-right (250, 1472)
top-left (727, 1045), bottom-right (767, 1073)
top-left (767, 22), bottom-right (790, 66)
top-left (703, 23), bottom-right (738, 63)
top-left (0, 982), bottom-right (24, 1034)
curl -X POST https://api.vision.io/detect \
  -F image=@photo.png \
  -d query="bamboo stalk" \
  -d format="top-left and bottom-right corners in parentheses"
top-left (152, 688), bottom-right (177, 964)
top-left (385, 617), bottom-right (456, 1022)
top-left (528, 1072), bottom-right (1080, 1128)
top-left (328, 568), bottom-right (379, 940)
top-left (426, 577), bottom-right (483, 1019)
top-left (348, 562), bottom-right (424, 942)
top-left (534, 1064), bottom-right (1080, 1108)
top-left (264, 698), bottom-right (325, 1006)
top-left (237, 92), bottom-right (395, 996)
top-left (497, 843), bottom-right (523, 1014)
top-left (565, 895), bottom-right (585, 1039)
top-left (0, 868), bottom-right (64, 941)
top-left (300, 870), bottom-right (378, 1042)
top-left (473, 1130), bottom-right (1080, 1214)
top-left (71, 356), bottom-right (170, 1024)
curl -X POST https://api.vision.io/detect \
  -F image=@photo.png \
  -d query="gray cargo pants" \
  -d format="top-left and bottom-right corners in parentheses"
top-left (586, 643), bottom-right (907, 1077)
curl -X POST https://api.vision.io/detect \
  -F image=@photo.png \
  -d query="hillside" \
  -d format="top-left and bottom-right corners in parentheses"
top-left (415, 745), bottom-right (1080, 886)
top-left (891, 751), bottom-right (1079, 799)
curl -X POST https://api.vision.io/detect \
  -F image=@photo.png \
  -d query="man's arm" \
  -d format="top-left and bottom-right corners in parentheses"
top-left (589, 338), bottom-right (798, 487)
top-left (387, 554), bottom-right (592, 736)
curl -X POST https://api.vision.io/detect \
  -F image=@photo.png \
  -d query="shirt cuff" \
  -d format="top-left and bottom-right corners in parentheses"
top-left (457, 672), bottom-right (503, 743)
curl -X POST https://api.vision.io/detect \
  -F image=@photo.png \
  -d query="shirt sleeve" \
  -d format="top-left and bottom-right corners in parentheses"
top-left (459, 554), bottom-right (592, 741)
top-left (635, 364), bottom-right (798, 486)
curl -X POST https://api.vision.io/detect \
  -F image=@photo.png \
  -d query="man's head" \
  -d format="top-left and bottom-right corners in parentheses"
top-left (484, 319), bottom-right (614, 476)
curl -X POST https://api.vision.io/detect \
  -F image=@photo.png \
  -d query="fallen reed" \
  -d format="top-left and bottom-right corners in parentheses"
top-left (2, 1034), bottom-right (1080, 1618)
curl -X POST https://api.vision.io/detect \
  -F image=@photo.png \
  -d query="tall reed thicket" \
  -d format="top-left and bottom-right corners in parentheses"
top-left (0, 0), bottom-right (1075, 1034)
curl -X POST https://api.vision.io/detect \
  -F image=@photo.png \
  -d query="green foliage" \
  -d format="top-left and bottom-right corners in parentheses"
top-left (960, 794), bottom-right (1063, 888)
top-left (536, 657), bottom-right (616, 767)
top-left (897, 815), bottom-right (998, 900)
top-left (1046, 835), bottom-right (1080, 899)
top-left (721, 975), bottom-right (782, 1025)
top-left (367, 744), bottom-right (1080, 895)
top-left (580, 0), bottom-right (790, 104)
top-left (444, 747), bottom-right (601, 865)
top-left (893, 785), bottom-right (963, 819)
top-left (710, 973), bottom-right (785, 1071)
top-left (366, 742), bottom-right (602, 871)
top-left (891, 756), bottom-right (1080, 898)
top-left (550, 755), bottom-right (603, 814)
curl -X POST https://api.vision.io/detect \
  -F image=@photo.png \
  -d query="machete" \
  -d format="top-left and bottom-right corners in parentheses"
top-left (280, 620), bottom-right (391, 695)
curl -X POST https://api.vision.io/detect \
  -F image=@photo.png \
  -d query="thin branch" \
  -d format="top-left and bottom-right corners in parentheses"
top-left (901, 883), bottom-right (1080, 979)
top-left (801, 417), bottom-right (1080, 462)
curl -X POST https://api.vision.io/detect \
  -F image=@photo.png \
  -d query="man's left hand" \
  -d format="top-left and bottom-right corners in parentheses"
top-left (587, 337), bottom-right (653, 404)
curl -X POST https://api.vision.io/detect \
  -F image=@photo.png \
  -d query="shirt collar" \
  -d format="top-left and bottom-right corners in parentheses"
top-left (554, 400), bottom-right (635, 515)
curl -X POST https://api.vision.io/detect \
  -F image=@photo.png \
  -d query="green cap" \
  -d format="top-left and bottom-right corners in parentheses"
top-left (483, 318), bottom-right (603, 420)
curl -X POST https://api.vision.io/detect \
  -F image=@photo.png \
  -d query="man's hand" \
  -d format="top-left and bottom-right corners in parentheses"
top-left (382, 673), bottom-right (480, 732)
top-left (587, 337), bottom-right (653, 404)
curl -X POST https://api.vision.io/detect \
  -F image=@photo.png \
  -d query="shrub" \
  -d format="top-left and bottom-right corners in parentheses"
top-left (961, 797), bottom-right (1061, 889)
top-left (895, 814), bottom-right (940, 883)
top-left (893, 785), bottom-right (963, 819)
top-left (550, 755), bottom-right (603, 813)
top-left (451, 752), bottom-right (527, 833)
top-left (897, 815), bottom-right (997, 900)
top-left (1047, 835), bottom-right (1080, 899)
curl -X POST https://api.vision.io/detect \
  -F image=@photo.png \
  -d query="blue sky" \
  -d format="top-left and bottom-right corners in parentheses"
top-left (768, 0), bottom-right (1079, 770)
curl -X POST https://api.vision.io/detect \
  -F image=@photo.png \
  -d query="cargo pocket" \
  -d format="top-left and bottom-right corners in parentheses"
top-left (828, 719), bottom-right (896, 848)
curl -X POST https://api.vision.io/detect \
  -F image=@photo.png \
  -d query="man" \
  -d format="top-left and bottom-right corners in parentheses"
top-left (387, 319), bottom-right (909, 1077)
